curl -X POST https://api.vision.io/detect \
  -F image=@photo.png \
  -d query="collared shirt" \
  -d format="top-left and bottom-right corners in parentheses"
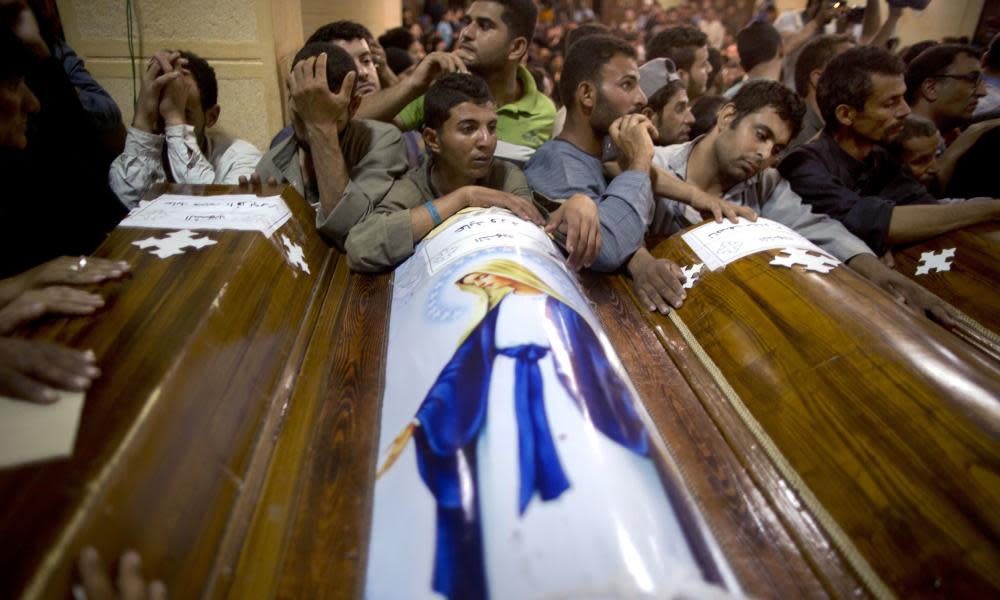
top-left (396, 65), bottom-right (556, 163)
top-left (524, 139), bottom-right (654, 272)
top-left (652, 140), bottom-right (873, 262)
top-left (109, 125), bottom-right (262, 208)
top-left (778, 133), bottom-right (938, 256)
top-left (345, 158), bottom-right (531, 272)
top-left (974, 73), bottom-right (1000, 119)
top-left (255, 118), bottom-right (408, 249)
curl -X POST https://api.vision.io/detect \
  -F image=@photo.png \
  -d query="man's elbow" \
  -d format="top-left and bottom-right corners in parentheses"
top-left (588, 231), bottom-right (637, 272)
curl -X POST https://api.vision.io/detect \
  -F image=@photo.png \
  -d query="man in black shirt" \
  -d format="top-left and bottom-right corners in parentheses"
top-left (779, 46), bottom-right (1000, 257)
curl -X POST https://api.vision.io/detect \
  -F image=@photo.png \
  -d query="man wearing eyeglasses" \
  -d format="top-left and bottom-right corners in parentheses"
top-left (905, 44), bottom-right (988, 138)
top-left (779, 46), bottom-right (1000, 259)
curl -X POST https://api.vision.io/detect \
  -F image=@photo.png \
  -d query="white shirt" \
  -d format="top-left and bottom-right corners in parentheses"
top-left (109, 125), bottom-right (262, 208)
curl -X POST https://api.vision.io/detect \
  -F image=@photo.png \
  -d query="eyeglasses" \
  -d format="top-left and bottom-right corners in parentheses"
top-left (935, 72), bottom-right (984, 86)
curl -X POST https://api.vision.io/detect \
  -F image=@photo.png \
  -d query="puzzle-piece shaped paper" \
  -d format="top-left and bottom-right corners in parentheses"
top-left (132, 230), bottom-right (217, 258)
top-left (770, 247), bottom-right (839, 273)
top-left (681, 263), bottom-right (704, 289)
top-left (281, 235), bottom-right (310, 274)
top-left (915, 248), bottom-right (955, 276)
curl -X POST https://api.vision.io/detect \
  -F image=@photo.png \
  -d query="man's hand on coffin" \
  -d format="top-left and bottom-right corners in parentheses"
top-left (132, 51), bottom-right (186, 134)
top-left (628, 248), bottom-right (686, 314)
top-left (689, 188), bottom-right (757, 224)
top-left (0, 338), bottom-right (99, 403)
top-left (238, 173), bottom-right (279, 193)
top-left (545, 194), bottom-right (601, 270)
top-left (0, 287), bottom-right (104, 334)
top-left (289, 53), bottom-right (356, 135)
top-left (77, 547), bottom-right (166, 600)
top-left (610, 114), bottom-right (657, 173)
top-left (463, 187), bottom-right (545, 225)
top-left (848, 253), bottom-right (957, 326)
top-left (17, 256), bottom-right (130, 290)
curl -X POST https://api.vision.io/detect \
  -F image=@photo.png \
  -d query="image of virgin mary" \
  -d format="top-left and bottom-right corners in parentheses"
top-left (377, 258), bottom-right (653, 600)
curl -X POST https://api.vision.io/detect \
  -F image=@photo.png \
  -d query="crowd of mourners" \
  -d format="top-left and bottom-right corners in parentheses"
top-left (2, 0), bottom-right (1000, 593)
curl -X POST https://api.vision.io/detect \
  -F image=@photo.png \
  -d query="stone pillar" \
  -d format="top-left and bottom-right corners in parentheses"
top-left (301, 0), bottom-right (402, 42)
top-left (55, 0), bottom-right (298, 152)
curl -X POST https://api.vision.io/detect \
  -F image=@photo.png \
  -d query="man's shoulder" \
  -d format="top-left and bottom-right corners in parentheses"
top-left (341, 119), bottom-right (406, 166)
top-left (256, 135), bottom-right (298, 175)
top-left (778, 135), bottom-right (836, 174)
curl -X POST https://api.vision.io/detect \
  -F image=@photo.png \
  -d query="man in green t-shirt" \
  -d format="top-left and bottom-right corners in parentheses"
top-left (392, 0), bottom-right (556, 164)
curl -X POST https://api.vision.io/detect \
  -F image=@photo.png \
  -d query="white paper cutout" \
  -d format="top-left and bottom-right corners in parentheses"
top-left (132, 229), bottom-right (217, 258)
top-left (770, 247), bottom-right (840, 273)
top-left (681, 263), bottom-right (704, 289)
top-left (0, 391), bottom-right (85, 468)
top-left (281, 234), bottom-right (311, 274)
top-left (915, 248), bottom-right (956, 276)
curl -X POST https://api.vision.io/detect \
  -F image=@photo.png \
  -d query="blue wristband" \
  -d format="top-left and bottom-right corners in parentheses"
top-left (425, 201), bottom-right (442, 226)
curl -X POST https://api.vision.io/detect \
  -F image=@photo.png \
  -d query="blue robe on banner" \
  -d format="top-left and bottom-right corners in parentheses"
top-left (412, 294), bottom-right (651, 600)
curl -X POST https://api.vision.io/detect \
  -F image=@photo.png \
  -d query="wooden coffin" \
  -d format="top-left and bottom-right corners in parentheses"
top-left (621, 224), bottom-right (1000, 599)
top-left (0, 183), bottom-right (339, 598)
top-left (892, 222), bottom-right (1000, 360)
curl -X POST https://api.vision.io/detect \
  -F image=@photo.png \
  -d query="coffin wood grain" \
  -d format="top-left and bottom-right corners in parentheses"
top-left (583, 272), bottom-right (863, 599)
top-left (645, 234), bottom-right (1000, 598)
top-left (0, 184), bottom-right (334, 598)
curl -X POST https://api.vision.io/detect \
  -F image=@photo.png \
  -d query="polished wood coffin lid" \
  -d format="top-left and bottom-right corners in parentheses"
top-left (893, 222), bottom-right (1000, 360)
top-left (626, 229), bottom-right (1000, 598)
top-left (2, 187), bottom-right (998, 599)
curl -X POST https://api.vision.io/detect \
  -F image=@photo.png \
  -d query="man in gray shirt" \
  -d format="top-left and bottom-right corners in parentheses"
top-left (255, 42), bottom-right (408, 249)
top-left (524, 35), bottom-right (657, 273)
top-left (647, 80), bottom-right (953, 323)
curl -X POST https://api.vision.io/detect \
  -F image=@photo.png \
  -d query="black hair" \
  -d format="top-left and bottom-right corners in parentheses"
top-left (794, 34), bottom-right (855, 96)
top-left (177, 50), bottom-right (217, 110)
top-left (378, 26), bottom-right (415, 51)
top-left (424, 72), bottom-right (494, 131)
top-left (307, 20), bottom-right (373, 45)
top-left (706, 46), bottom-right (723, 91)
top-left (886, 115), bottom-right (939, 155)
top-left (292, 42), bottom-right (358, 94)
top-left (0, 29), bottom-right (34, 82)
top-left (489, 0), bottom-right (538, 43)
top-left (736, 21), bottom-right (781, 73)
top-left (559, 34), bottom-right (636, 110)
top-left (385, 47), bottom-right (413, 75)
top-left (729, 80), bottom-right (806, 141)
top-left (646, 79), bottom-right (686, 114)
top-left (904, 43), bottom-right (981, 104)
top-left (562, 22), bottom-right (611, 55)
top-left (898, 40), bottom-right (937, 65)
top-left (986, 33), bottom-right (1000, 71)
top-left (690, 94), bottom-right (726, 139)
top-left (818, 46), bottom-right (904, 133)
top-left (646, 26), bottom-right (708, 72)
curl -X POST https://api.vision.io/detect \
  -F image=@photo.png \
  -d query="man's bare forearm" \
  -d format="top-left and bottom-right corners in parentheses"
top-left (888, 200), bottom-right (1000, 245)
top-left (354, 79), bottom-right (422, 123)
top-left (306, 124), bottom-right (351, 217)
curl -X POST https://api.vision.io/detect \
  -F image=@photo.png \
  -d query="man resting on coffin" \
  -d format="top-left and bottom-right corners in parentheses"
top-left (108, 50), bottom-right (262, 209)
top-left (779, 46), bottom-right (1000, 260)
top-left (256, 43), bottom-right (408, 249)
top-left (346, 72), bottom-right (605, 272)
top-left (525, 34), bottom-right (754, 280)
top-left (641, 79), bottom-right (954, 323)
